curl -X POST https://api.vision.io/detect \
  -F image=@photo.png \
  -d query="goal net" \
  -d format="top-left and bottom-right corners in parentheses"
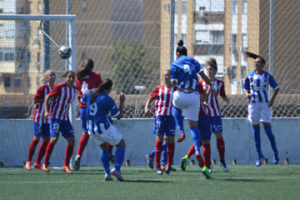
top-left (0, 14), bottom-right (76, 119)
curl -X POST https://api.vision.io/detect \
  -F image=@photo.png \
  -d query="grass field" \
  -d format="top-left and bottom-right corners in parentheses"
top-left (1, 164), bottom-right (300, 200)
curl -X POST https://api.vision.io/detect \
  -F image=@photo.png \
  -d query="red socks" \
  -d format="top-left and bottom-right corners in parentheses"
top-left (64, 144), bottom-right (74, 167)
top-left (202, 143), bottom-right (211, 168)
top-left (195, 152), bottom-right (204, 168)
top-left (35, 140), bottom-right (49, 164)
top-left (187, 144), bottom-right (195, 158)
top-left (155, 141), bottom-right (163, 167)
top-left (27, 139), bottom-right (39, 162)
top-left (43, 141), bottom-right (56, 165)
top-left (167, 143), bottom-right (175, 166)
top-left (76, 133), bottom-right (90, 157)
top-left (217, 138), bottom-right (225, 161)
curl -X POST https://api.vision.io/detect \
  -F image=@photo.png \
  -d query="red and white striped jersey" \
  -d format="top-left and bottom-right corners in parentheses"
top-left (199, 79), bottom-right (226, 117)
top-left (48, 82), bottom-right (77, 120)
top-left (150, 85), bottom-right (175, 116)
top-left (76, 72), bottom-right (102, 108)
top-left (32, 84), bottom-right (53, 124)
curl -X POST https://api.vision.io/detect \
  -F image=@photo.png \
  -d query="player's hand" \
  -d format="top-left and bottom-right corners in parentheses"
top-left (144, 107), bottom-right (151, 116)
top-left (44, 111), bottom-right (49, 119)
top-left (268, 99), bottom-right (274, 107)
top-left (119, 93), bottom-right (125, 103)
top-left (246, 93), bottom-right (252, 99)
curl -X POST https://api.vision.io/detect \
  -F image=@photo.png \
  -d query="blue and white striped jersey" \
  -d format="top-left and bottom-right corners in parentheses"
top-left (244, 70), bottom-right (279, 103)
top-left (81, 91), bottom-right (119, 135)
top-left (170, 55), bottom-right (203, 91)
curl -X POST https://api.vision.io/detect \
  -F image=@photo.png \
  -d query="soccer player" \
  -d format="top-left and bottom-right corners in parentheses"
top-left (25, 70), bottom-right (56, 170)
top-left (144, 69), bottom-right (176, 175)
top-left (170, 40), bottom-right (215, 178)
top-left (74, 58), bottom-right (105, 170)
top-left (243, 51), bottom-right (280, 166)
top-left (82, 79), bottom-right (126, 181)
top-left (41, 71), bottom-right (78, 174)
top-left (181, 58), bottom-right (229, 173)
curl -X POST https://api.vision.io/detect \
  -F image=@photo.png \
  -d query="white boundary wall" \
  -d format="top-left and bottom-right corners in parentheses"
top-left (0, 118), bottom-right (299, 167)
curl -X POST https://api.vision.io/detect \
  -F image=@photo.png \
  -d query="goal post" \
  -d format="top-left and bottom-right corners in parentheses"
top-left (0, 14), bottom-right (76, 120)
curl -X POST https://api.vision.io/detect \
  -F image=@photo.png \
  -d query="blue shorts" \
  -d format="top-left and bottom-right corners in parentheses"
top-left (50, 119), bottom-right (74, 138)
top-left (210, 116), bottom-right (223, 133)
top-left (80, 108), bottom-right (88, 132)
top-left (198, 115), bottom-right (212, 141)
top-left (33, 122), bottom-right (50, 138)
top-left (152, 116), bottom-right (176, 136)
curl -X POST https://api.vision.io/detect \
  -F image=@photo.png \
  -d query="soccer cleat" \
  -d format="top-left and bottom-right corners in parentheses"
top-left (25, 161), bottom-right (31, 170)
top-left (209, 164), bottom-right (213, 174)
top-left (63, 165), bottom-right (72, 174)
top-left (220, 160), bottom-right (229, 172)
top-left (256, 157), bottom-right (263, 167)
top-left (74, 156), bottom-right (81, 171)
top-left (111, 168), bottom-right (124, 181)
top-left (33, 162), bottom-right (42, 170)
top-left (177, 132), bottom-right (186, 143)
top-left (171, 167), bottom-right (177, 172)
top-left (165, 165), bottom-right (171, 175)
top-left (180, 156), bottom-right (189, 171)
top-left (41, 163), bottom-right (50, 172)
top-left (201, 166), bottom-right (211, 179)
top-left (109, 155), bottom-right (115, 164)
top-left (145, 154), bottom-right (154, 169)
top-left (156, 166), bottom-right (163, 175)
top-left (273, 154), bottom-right (279, 164)
top-left (104, 173), bottom-right (113, 181)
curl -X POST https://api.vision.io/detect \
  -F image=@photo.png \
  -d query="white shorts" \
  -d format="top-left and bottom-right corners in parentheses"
top-left (248, 102), bottom-right (272, 124)
top-left (172, 90), bottom-right (200, 121)
top-left (89, 124), bottom-right (123, 146)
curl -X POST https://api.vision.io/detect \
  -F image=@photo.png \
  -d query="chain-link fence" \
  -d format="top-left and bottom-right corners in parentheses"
top-left (0, 0), bottom-right (299, 119)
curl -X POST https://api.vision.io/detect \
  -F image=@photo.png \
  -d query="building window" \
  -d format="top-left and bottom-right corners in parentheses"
top-left (232, 34), bottom-right (237, 47)
top-left (181, 33), bottom-right (186, 44)
top-left (242, 0), bottom-right (247, 14)
top-left (241, 65), bottom-right (246, 79)
top-left (82, 0), bottom-right (87, 12)
top-left (242, 34), bottom-right (248, 47)
top-left (4, 76), bottom-right (10, 87)
top-left (0, 48), bottom-right (15, 62)
top-left (37, 52), bottom-right (40, 62)
top-left (181, 0), bottom-right (187, 15)
top-left (38, 2), bottom-right (43, 13)
top-left (29, 2), bottom-right (32, 14)
top-left (230, 65), bottom-right (237, 81)
top-left (210, 31), bottom-right (224, 44)
top-left (195, 30), bottom-right (209, 44)
top-left (232, 0), bottom-right (238, 15)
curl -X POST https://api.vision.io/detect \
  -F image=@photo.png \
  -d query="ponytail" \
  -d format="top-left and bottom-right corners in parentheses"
top-left (245, 51), bottom-right (265, 65)
top-left (90, 79), bottom-right (113, 104)
top-left (176, 40), bottom-right (188, 56)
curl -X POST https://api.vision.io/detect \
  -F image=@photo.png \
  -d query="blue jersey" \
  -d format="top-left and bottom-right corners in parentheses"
top-left (170, 55), bottom-right (203, 90)
top-left (244, 70), bottom-right (279, 103)
top-left (81, 91), bottom-right (120, 134)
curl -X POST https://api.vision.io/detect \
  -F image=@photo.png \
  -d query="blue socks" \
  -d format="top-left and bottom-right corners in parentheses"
top-left (172, 106), bottom-right (184, 133)
top-left (115, 146), bottom-right (125, 171)
top-left (252, 126), bottom-right (263, 159)
top-left (190, 126), bottom-right (201, 153)
top-left (100, 150), bottom-right (110, 174)
top-left (263, 125), bottom-right (278, 155)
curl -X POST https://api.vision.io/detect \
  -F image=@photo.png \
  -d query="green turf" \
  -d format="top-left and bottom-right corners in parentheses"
top-left (1, 165), bottom-right (300, 200)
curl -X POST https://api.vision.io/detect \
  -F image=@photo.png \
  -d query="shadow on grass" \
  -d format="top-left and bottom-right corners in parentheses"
top-left (124, 179), bottom-right (171, 183)
top-left (215, 177), bottom-right (274, 183)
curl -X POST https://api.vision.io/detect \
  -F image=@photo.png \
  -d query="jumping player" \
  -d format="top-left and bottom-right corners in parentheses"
top-left (82, 79), bottom-right (126, 181)
top-left (74, 58), bottom-right (104, 170)
top-left (243, 51), bottom-right (279, 166)
top-left (144, 69), bottom-right (176, 175)
top-left (42, 71), bottom-right (78, 174)
top-left (25, 70), bottom-right (56, 170)
top-left (170, 40), bottom-right (215, 178)
top-left (181, 58), bottom-right (229, 173)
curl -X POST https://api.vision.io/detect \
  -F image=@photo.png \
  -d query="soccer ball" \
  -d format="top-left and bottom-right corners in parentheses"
top-left (58, 45), bottom-right (72, 59)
